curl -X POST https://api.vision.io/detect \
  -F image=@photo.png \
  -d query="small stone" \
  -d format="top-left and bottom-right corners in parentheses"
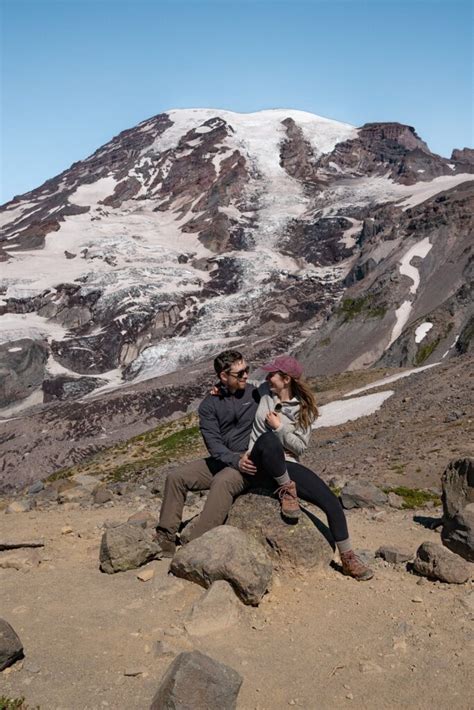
top-left (24, 662), bottom-right (41, 673)
top-left (137, 568), bottom-right (155, 582)
top-left (93, 484), bottom-right (113, 505)
top-left (346, 693), bottom-right (354, 700)
top-left (61, 526), bottom-right (74, 535)
top-left (5, 499), bottom-right (33, 514)
top-left (387, 492), bottom-right (404, 509)
top-left (375, 546), bottom-right (413, 564)
top-left (124, 668), bottom-right (144, 676)
top-left (127, 511), bottom-right (157, 529)
top-left (0, 549), bottom-right (41, 571)
top-left (358, 661), bottom-right (383, 673)
top-left (412, 597), bottom-right (423, 603)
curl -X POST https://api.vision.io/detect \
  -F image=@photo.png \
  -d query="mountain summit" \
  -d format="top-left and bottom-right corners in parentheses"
top-left (0, 108), bottom-right (473, 411)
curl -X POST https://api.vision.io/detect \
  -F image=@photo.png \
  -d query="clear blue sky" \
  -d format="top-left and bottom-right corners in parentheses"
top-left (1, 0), bottom-right (472, 204)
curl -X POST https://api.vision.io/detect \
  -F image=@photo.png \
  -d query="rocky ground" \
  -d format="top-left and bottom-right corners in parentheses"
top-left (1, 355), bottom-right (472, 709)
top-left (1, 497), bottom-right (473, 709)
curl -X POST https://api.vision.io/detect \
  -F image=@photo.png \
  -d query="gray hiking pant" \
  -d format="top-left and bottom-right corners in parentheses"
top-left (157, 457), bottom-right (249, 541)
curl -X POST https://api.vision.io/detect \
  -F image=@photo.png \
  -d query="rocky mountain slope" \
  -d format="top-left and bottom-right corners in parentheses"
top-left (1, 109), bottom-right (473, 417)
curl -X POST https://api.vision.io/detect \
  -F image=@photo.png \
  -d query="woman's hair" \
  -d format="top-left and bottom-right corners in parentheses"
top-left (289, 376), bottom-right (319, 429)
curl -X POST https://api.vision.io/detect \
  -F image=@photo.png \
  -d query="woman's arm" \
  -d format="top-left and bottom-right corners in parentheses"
top-left (273, 421), bottom-right (311, 457)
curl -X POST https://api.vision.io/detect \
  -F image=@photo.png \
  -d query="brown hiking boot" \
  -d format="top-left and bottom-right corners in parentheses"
top-left (154, 528), bottom-right (177, 558)
top-left (340, 550), bottom-right (374, 581)
top-left (276, 480), bottom-right (301, 520)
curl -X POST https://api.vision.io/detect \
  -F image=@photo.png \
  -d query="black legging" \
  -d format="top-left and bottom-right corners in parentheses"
top-left (249, 431), bottom-right (349, 543)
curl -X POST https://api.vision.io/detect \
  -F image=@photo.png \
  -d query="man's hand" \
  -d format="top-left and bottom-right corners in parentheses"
top-left (265, 411), bottom-right (281, 430)
top-left (238, 452), bottom-right (257, 475)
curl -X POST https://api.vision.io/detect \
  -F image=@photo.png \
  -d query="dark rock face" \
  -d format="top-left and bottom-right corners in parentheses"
top-left (170, 525), bottom-right (272, 605)
top-left (0, 618), bottom-right (24, 671)
top-left (99, 523), bottom-right (162, 573)
top-left (442, 458), bottom-right (474, 519)
top-left (318, 122), bottom-right (469, 185)
top-left (413, 541), bottom-right (470, 584)
top-left (226, 491), bottom-right (333, 569)
top-left (441, 458), bottom-right (474, 561)
top-left (280, 118), bottom-right (321, 187)
top-left (0, 338), bottom-right (49, 406)
top-left (42, 375), bottom-right (107, 402)
top-left (442, 505), bottom-right (474, 563)
top-left (150, 651), bottom-right (243, 710)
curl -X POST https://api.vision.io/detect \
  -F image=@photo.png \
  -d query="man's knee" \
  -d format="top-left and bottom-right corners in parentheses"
top-left (210, 467), bottom-right (246, 495)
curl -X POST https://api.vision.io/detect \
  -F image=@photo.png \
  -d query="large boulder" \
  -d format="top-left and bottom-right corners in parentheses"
top-left (442, 504), bottom-right (474, 562)
top-left (226, 491), bottom-right (333, 569)
top-left (442, 458), bottom-right (474, 519)
top-left (340, 480), bottom-right (388, 509)
top-left (99, 523), bottom-right (161, 573)
top-left (150, 650), bottom-right (242, 710)
top-left (0, 618), bottom-right (24, 671)
top-left (441, 458), bottom-right (474, 561)
top-left (413, 541), bottom-right (471, 584)
top-left (170, 525), bottom-right (272, 606)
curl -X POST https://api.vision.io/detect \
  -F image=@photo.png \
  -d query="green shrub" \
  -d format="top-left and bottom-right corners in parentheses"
top-left (339, 296), bottom-right (386, 322)
top-left (384, 486), bottom-right (441, 509)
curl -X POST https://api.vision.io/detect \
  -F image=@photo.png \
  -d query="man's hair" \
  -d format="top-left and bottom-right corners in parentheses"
top-left (214, 350), bottom-right (244, 375)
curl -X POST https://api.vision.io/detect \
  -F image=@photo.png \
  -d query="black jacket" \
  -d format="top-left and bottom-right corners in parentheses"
top-left (198, 384), bottom-right (260, 469)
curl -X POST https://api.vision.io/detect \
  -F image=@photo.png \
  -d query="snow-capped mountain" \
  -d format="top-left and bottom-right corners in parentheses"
top-left (1, 108), bottom-right (473, 412)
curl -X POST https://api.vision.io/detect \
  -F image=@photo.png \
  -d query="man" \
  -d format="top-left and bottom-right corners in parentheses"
top-left (156, 349), bottom-right (259, 556)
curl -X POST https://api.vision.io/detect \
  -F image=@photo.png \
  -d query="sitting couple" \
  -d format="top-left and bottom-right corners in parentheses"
top-left (156, 349), bottom-right (373, 581)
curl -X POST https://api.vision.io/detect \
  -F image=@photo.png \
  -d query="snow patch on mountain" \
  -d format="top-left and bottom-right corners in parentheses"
top-left (415, 321), bottom-right (433, 343)
top-left (69, 175), bottom-right (117, 206)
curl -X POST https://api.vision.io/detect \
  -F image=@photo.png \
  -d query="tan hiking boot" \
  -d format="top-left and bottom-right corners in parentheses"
top-left (276, 480), bottom-right (301, 520)
top-left (154, 528), bottom-right (177, 558)
top-left (340, 550), bottom-right (374, 581)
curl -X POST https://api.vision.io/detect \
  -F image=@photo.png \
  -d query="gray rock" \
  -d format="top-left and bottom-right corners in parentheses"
top-left (442, 458), bottom-right (474, 519)
top-left (442, 503), bottom-right (474, 562)
top-left (99, 523), bottom-right (162, 574)
top-left (170, 525), bottom-right (272, 606)
top-left (413, 541), bottom-right (471, 584)
top-left (375, 546), bottom-right (413, 564)
top-left (58, 486), bottom-right (90, 504)
top-left (0, 618), bottom-right (24, 671)
top-left (128, 510), bottom-right (158, 529)
top-left (92, 483), bottom-right (113, 505)
top-left (387, 492), bottom-right (404, 509)
top-left (185, 581), bottom-right (243, 636)
top-left (28, 481), bottom-right (44, 495)
top-left (150, 650), bottom-right (242, 710)
top-left (71, 474), bottom-right (102, 492)
top-left (340, 481), bottom-right (388, 509)
top-left (5, 498), bottom-right (34, 514)
top-left (226, 491), bottom-right (333, 569)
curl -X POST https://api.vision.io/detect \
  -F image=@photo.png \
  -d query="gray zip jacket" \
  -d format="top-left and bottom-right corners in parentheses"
top-left (198, 383), bottom-right (260, 469)
top-left (247, 382), bottom-right (311, 462)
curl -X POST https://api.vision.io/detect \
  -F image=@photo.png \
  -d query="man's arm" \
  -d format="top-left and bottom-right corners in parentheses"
top-left (198, 396), bottom-right (241, 469)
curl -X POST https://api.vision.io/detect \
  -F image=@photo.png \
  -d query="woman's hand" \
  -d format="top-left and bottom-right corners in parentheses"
top-left (265, 411), bottom-right (281, 430)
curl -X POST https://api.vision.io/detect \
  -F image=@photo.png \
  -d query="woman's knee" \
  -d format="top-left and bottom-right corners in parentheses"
top-left (252, 431), bottom-right (283, 456)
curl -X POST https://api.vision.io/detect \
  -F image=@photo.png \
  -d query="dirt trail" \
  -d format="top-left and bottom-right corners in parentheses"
top-left (1, 501), bottom-right (472, 710)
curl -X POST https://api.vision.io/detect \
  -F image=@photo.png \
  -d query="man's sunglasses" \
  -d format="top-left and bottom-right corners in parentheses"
top-left (226, 366), bottom-right (250, 379)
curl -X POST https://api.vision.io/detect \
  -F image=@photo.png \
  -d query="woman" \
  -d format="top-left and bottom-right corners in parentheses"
top-left (247, 354), bottom-right (374, 582)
